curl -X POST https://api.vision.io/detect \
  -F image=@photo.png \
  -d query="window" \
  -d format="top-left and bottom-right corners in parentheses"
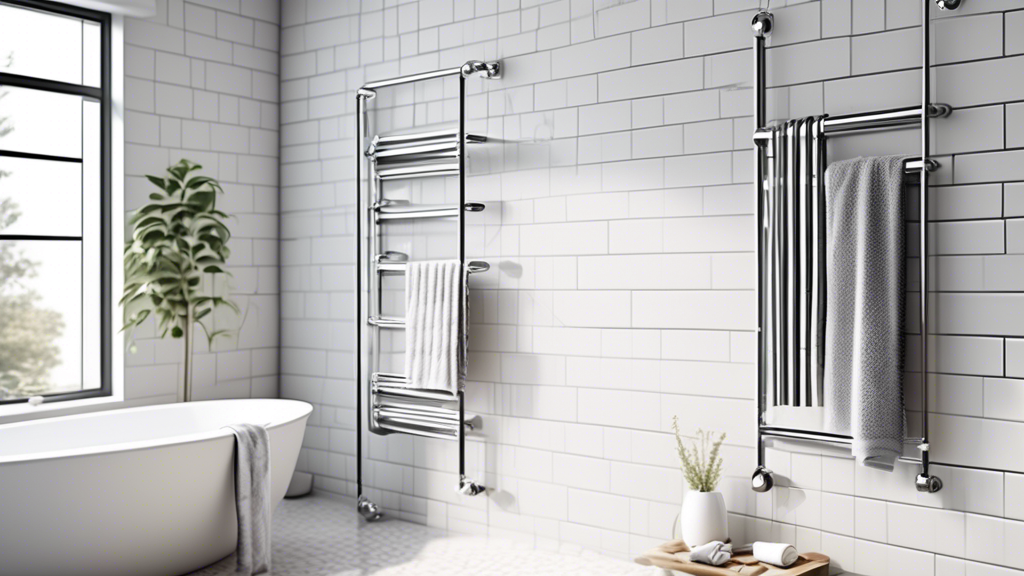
top-left (0, 0), bottom-right (110, 403)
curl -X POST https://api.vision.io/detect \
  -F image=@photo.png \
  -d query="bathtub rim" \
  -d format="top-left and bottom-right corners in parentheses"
top-left (0, 398), bottom-right (312, 465)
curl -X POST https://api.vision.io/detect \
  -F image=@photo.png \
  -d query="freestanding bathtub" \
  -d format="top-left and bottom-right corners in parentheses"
top-left (0, 398), bottom-right (312, 576)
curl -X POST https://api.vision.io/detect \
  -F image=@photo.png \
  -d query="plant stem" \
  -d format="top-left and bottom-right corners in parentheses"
top-left (182, 307), bottom-right (193, 402)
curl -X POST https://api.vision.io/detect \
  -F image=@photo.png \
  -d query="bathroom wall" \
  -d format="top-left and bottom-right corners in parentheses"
top-left (278, 1), bottom-right (1024, 575)
top-left (122, 0), bottom-right (281, 404)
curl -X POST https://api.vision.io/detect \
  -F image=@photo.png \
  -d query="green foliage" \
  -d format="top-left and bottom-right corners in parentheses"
top-left (672, 416), bottom-right (726, 493)
top-left (121, 160), bottom-right (238, 347)
top-left (0, 201), bottom-right (65, 399)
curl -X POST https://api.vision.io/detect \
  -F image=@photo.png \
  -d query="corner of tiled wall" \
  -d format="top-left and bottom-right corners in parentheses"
top-left (274, 1), bottom-right (1024, 575)
top-left (122, 0), bottom-right (281, 404)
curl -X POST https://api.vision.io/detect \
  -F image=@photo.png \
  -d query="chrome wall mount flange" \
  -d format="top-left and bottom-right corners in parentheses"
top-left (459, 477), bottom-right (485, 496)
top-left (935, 0), bottom-right (961, 10)
top-left (751, 466), bottom-right (775, 492)
top-left (916, 474), bottom-right (943, 493)
top-left (751, 11), bottom-right (773, 38)
top-left (357, 495), bottom-right (383, 521)
top-left (461, 60), bottom-right (501, 79)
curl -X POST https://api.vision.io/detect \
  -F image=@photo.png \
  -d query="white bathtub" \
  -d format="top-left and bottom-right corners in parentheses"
top-left (0, 398), bottom-right (312, 576)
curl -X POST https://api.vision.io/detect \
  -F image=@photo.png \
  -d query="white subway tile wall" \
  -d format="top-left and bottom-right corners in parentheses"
top-left (124, 0), bottom-right (280, 403)
top-left (277, 1), bottom-right (1024, 575)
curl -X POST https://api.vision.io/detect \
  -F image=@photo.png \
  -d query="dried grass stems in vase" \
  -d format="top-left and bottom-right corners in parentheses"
top-left (673, 416), bottom-right (729, 547)
top-left (673, 416), bottom-right (726, 492)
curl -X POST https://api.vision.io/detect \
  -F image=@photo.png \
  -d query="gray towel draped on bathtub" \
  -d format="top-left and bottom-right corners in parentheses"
top-left (224, 423), bottom-right (272, 575)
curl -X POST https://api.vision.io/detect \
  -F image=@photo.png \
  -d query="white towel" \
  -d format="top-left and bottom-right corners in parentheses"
top-left (753, 542), bottom-right (798, 567)
top-left (404, 260), bottom-right (466, 393)
top-left (823, 156), bottom-right (908, 471)
top-left (689, 541), bottom-right (732, 566)
top-left (224, 423), bottom-right (272, 575)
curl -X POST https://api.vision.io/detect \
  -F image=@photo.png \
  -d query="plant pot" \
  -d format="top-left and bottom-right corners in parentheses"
top-left (681, 490), bottom-right (728, 547)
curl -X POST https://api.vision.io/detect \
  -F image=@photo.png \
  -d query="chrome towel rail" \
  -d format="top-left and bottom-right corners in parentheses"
top-left (355, 60), bottom-right (501, 522)
top-left (751, 1), bottom-right (954, 495)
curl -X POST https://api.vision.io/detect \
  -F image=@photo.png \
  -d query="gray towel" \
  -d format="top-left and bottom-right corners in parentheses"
top-left (225, 423), bottom-right (272, 575)
top-left (404, 260), bottom-right (467, 393)
top-left (823, 155), bottom-right (908, 471)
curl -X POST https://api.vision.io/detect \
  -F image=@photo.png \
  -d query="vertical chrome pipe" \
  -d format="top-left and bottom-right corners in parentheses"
top-left (458, 72), bottom-right (468, 489)
top-left (355, 92), bottom-right (365, 502)
top-left (355, 89), bottom-right (370, 511)
top-left (917, 0), bottom-right (939, 492)
top-left (751, 10), bottom-right (773, 475)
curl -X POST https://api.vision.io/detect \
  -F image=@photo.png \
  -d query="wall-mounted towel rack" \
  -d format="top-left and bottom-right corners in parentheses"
top-left (750, 0), bottom-right (959, 495)
top-left (354, 60), bottom-right (502, 521)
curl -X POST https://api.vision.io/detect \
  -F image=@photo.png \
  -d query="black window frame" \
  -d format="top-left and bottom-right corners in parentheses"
top-left (0, 0), bottom-right (111, 405)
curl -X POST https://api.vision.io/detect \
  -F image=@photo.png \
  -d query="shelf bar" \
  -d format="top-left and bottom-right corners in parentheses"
top-left (375, 408), bottom-right (460, 427)
top-left (377, 260), bottom-right (491, 273)
top-left (363, 67), bottom-right (463, 90)
top-left (376, 420), bottom-right (457, 440)
top-left (377, 205), bottom-right (460, 220)
top-left (753, 104), bottom-right (952, 143)
top-left (376, 163), bottom-right (460, 180)
top-left (374, 401), bottom-right (459, 417)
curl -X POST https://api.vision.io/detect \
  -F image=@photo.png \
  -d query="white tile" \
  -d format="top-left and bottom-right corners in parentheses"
top-left (1006, 473), bottom-right (1024, 521)
top-left (632, 23), bottom-right (682, 66)
top-left (855, 497), bottom-right (887, 542)
top-left (821, 492), bottom-right (855, 536)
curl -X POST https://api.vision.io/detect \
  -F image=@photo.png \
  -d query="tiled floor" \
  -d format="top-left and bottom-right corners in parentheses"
top-left (189, 493), bottom-right (662, 576)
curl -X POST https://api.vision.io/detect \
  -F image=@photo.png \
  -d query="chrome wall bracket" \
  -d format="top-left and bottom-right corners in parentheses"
top-left (935, 0), bottom-right (961, 10)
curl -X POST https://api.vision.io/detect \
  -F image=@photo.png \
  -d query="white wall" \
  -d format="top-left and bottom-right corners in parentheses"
top-left (122, 0), bottom-right (281, 404)
top-left (278, 1), bottom-right (1024, 575)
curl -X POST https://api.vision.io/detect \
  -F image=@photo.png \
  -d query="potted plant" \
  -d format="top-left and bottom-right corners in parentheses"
top-left (673, 416), bottom-right (728, 547)
top-left (121, 160), bottom-right (237, 402)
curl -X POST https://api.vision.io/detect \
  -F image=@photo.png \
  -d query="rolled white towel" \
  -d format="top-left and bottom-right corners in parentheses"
top-left (753, 542), bottom-right (799, 567)
top-left (689, 541), bottom-right (732, 566)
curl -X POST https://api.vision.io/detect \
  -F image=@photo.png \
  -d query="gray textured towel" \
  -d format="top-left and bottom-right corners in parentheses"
top-left (823, 155), bottom-right (908, 471)
top-left (225, 423), bottom-right (272, 575)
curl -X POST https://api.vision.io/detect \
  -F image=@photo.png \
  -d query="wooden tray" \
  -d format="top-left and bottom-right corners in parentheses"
top-left (635, 540), bottom-right (829, 576)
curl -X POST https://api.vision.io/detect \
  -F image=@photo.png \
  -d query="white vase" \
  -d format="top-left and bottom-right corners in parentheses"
top-left (681, 491), bottom-right (729, 547)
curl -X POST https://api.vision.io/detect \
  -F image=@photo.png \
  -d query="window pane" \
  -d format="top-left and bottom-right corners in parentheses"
top-left (0, 3), bottom-right (83, 85)
top-left (83, 21), bottom-right (101, 89)
top-left (0, 86), bottom-right (83, 159)
top-left (0, 158), bottom-right (82, 236)
top-left (0, 240), bottom-right (83, 400)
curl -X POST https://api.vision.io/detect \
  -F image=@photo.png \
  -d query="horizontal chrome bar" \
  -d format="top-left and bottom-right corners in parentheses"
top-left (375, 202), bottom-right (485, 220)
top-left (375, 129), bottom-right (485, 146)
top-left (374, 400), bottom-right (459, 417)
top-left (375, 408), bottom-right (460, 428)
top-left (370, 134), bottom-right (486, 158)
top-left (361, 61), bottom-right (500, 91)
top-left (378, 205), bottom-right (460, 220)
top-left (376, 419), bottom-right (457, 440)
top-left (377, 260), bottom-right (490, 274)
top-left (372, 376), bottom-right (457, 402)
top-left (762, 427), bottom-right (933, 446)
top-left (753, 104), bottom-right (953, 144)
top-left (377, 163), bottom-right (460, 180)
top-left (363, 66), bottom-right (463, 90)
top-left (822, 104), bottom-right (951, 133)
top-left (368, 316), bottom-right (405, 328)
top-left (375, 149), bottom-right (459, 164)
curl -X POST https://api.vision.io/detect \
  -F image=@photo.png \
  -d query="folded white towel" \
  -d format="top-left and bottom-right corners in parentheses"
top-left (404, 260), bottom-right (466, 393)
top-left (689, 541), bottom-right (732, 566)
top-left (753, 541), bottom-right (799, 567)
